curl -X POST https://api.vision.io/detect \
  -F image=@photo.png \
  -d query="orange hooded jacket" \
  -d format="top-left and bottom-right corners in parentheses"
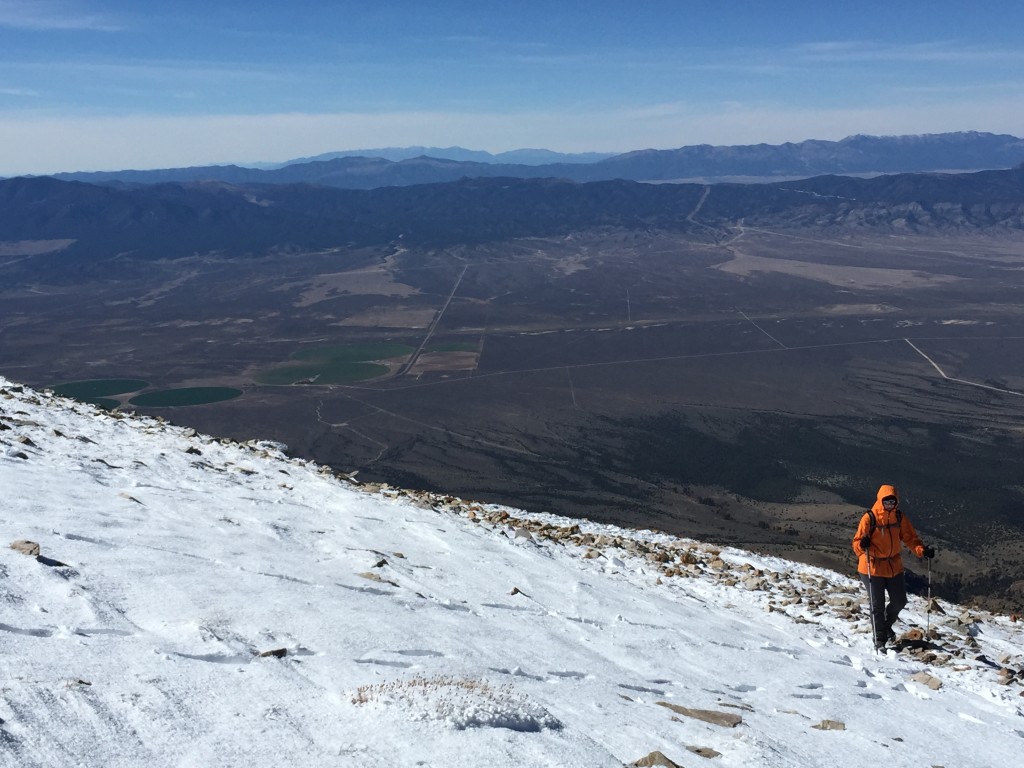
top-left (852, 484), bottom-right (925, 577)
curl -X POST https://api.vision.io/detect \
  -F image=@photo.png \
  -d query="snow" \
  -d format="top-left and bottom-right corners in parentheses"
top-left (2, 377), bottom-right (1022, 767)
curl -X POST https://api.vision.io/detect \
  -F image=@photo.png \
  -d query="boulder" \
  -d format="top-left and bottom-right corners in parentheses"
top-left (909, 671), bottom-right (942, 690)
top-left (631, 751), bottom-right (683, 768)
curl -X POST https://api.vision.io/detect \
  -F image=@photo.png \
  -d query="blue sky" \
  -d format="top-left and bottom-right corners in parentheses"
top-left (1, 0), bottom-right (1023, 174)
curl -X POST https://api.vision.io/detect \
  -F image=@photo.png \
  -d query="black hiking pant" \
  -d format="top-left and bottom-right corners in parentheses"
top-left (860, 571), bottom-right (907, 645)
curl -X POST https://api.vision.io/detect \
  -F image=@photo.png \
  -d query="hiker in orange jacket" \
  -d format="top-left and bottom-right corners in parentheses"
top-left (852, 484), bottom-right (935, 649)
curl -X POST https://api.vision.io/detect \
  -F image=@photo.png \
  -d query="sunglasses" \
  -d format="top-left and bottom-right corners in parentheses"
top-left (881, 498), bottom-right (897, 506)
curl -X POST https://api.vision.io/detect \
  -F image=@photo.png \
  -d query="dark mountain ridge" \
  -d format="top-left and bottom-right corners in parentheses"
top-left (3, 166), bottom-right (1023, 281)
top-left (41, 131), bottom-right (1024, 189)
top-left (593, 131), bottom-right (1024, 180)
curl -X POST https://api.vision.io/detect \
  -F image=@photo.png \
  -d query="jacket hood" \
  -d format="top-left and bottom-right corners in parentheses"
top-left (871, 484), bottom-right (900, 518)
top-left (875, 484), bottom-right (899, 503)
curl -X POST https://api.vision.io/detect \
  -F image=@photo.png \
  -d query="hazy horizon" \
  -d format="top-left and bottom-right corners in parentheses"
top-left (2, 0), bottom-right (1023, 175)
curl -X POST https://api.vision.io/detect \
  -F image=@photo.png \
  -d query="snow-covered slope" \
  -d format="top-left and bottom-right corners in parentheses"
top-left (2, 378), bottom-right (1022, 767)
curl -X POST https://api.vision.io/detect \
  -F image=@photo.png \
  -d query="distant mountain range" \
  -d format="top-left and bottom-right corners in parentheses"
top-left (39, 132), bottom-right (1024, 189)
top-left (262, 146), bottom-right (617, 168)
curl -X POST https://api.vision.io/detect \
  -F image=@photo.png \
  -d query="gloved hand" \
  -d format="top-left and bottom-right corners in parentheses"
top-left (859, 536), bottom-right (871, 552)
top-left (922, 546), bottom-right (935, 559)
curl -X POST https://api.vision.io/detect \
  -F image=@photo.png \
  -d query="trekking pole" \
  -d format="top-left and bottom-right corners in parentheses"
top-left (926, 556), bottom-right (932, 638)
top-left (866, 550), bottom-right (878, 654)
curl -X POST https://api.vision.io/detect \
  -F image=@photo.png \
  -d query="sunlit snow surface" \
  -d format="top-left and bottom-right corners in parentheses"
top-left (2, 377), bottom-right (1023, 767)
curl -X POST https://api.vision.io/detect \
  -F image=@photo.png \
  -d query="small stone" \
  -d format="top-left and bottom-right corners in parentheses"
top-left (687, 745), bottom-right (723, 758)
top-left (827, 596), bottom-right (856, 607)
top-left (10, 540), bottom-right (41, 557)
top-left (258, 648), bottom-right (288, 658)
top-left (631, 750), bottom-right (683, 768)
top-left (812, 720), bottom-right (846, 731)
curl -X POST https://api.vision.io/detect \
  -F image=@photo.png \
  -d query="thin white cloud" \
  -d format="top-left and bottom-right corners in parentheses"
top-left (795, 40), bottom-right (1024, 64)
top-left (4, 56), bottom-right (324, 86)
top-left (0, 0), bottom-right (123, 31)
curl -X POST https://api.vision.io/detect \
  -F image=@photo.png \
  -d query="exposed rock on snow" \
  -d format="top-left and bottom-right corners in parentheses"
top-left (631, 750), bottom-right (684, 767)
top-left (656, 701), bottom-right (743, 728)
top-left (910, 671), bottom-right (943, 690)
top-left (812, 719), bottom-right (847, 731)
top-left (8, 539), bottom-right (40, 557)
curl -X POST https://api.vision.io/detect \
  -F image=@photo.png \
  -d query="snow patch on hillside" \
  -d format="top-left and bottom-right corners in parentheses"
top-left (2, 377), bottom-right (1023, 767)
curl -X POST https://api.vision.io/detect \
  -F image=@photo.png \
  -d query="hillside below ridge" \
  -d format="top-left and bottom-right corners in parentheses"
top-left (3, 375), bottom-right (1024, 766)
top-left (3, 167), bottom-right (1024, 281)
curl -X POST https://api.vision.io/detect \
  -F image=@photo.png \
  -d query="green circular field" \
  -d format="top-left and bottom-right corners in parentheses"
top-left (256, 343), bottom-right (413, 385)
top-left (128, 387), bottom-right (242, 407)
top-left (255, 362), bottom-right (389, 385)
